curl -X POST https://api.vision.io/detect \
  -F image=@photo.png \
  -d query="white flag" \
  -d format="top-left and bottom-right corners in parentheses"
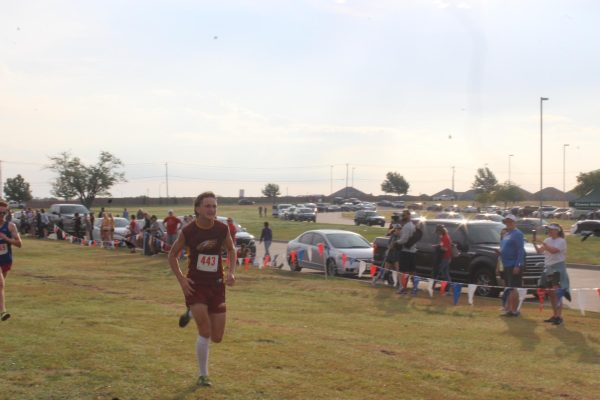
top-left (426, 279), bottom-right (434, 298)
top-left (358, 261), bottom-right (366, 278)
top-left (238, 258), bottom-right (243, 266)
top-left (516, 288), bottom-right (528, 311)
top-left (575, 290), bottom-right (586, 316)
top-left (467, 284), bottom-right (477, 305)
top-left (307, 249), bottom-right (312, 262)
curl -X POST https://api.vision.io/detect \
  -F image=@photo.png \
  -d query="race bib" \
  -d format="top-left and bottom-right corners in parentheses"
top-left (196, 253), bottom-right (219, 272)
top-left (0, 243), bottom-right (7, 255)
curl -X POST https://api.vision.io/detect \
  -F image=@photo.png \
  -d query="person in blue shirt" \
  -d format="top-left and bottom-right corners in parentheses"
top-left (499, 214), bottom-right (525, 317)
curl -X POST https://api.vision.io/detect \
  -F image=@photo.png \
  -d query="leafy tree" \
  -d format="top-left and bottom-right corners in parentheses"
top-left (493, 182), bottom-right (525, 208)
top-left (4, 174), bottom-right (33, 203)
top-left (261, 183), bottom-right (281, 203)
top-left (573, 169), bottom-right (600, 196)
top-left (472, 167), bottom-right (498, 204)
top-left (47, 151), bottom-right (126, 208)
top-left (381, 172), bottom-right (410, 196)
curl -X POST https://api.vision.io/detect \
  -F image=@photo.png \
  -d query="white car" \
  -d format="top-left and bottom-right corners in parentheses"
top-left (286, 229), bottom-right (373, 276)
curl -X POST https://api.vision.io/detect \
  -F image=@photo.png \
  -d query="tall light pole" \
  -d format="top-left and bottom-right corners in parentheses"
top-left (351, 167), bottom-right (355, 188)
top-left (329, 165), bottom-right (333, 195)
top-left (540, 97), bottom-right (549, 224)
top-left (451, 166), bottom-right (455, 195)
top-left (563, 143), bottom-right (570, 207)
top-left (508, 154), bottom-right (514, 185)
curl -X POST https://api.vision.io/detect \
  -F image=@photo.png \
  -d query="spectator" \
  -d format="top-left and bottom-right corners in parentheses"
top-left (533, 224), bottom-right (570, 326)
top-left (127, 215), bottom-right (141, 253)
top-left (122, 208), bottom-right (129, 220)
top-left (107, 213), bottom-right (116, 241)
top-left (499, 214), bottom-right (525, 317)
top-left (226, 218), bottom-right (236, 242)
top-left (258, 206), bottom-right (263, 217)
top-left (396, 210), bottom-right (418, 294)
top-left (97, 207), bottom-right (106, 219)
top-left (431, 224), bottom-right (452, 291)
top-left (163, 210), bottom-right (182, 246)
top-left (136, 208), bottom-right (144, 220)
top-left (73, 213), bottom-right (82, 241)
top-left (39, 209), bottom-right (49, 238)
top-left (373, 224), bottom-right (402, 286)
top-left (88, 213), bottom-right (95, 241)
top-left (142, 213), bottom-right (152, 256)
top-left (259, 221), bottom-right (272, 258)
top-left (149, 215), bottom-right (163, 254)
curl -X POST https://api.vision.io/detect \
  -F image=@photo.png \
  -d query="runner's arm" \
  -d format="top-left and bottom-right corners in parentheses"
top-left (168, 231), bottom-right (194, 296)
top-left (8, 222), bottom-right (22, 248)
top-left (224, 230), bottom-right (236, 285)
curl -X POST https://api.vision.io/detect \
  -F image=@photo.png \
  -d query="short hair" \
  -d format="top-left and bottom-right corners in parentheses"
top-left (0, 201), bottom-right (7, 208)
top-left (264, 222), bottom-right (269, 227)
top-left (194, 191), bottom-right (216, 210)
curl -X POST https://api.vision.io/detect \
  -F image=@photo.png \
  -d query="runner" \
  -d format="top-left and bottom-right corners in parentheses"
top-left (0, 201), bottom-right (23, 321)
top-left (168, 192), bottom-right (236, 388)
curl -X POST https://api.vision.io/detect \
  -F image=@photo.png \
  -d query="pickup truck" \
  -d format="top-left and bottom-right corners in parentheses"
top-left (372, 219), bottom-right (544, 297)
top-left (46, 203), bottom-right (91, 234)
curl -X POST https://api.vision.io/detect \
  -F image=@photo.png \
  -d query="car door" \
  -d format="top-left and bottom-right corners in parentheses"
top-left (447, 225), bottom-right (469, 278)
top-left (296, 232), bottom-right (314, 268)
top-left (415, 222), bottom-right (438, 276)
top-left (309, 232), bottom-right (327, 271)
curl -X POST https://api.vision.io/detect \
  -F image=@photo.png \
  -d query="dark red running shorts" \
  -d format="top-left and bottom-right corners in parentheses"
top-left (1, 264), bottom-right (12, 274)
top-left (185, 282), bottom-right (226, 314)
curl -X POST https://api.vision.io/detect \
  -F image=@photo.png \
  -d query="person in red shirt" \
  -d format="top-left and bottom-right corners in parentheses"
top-left (431, 224), bottom-right (452, 290)
top-left (226, 218), bottom-right (237, 242)
top-left (163, 210), bottom-right (182, 246)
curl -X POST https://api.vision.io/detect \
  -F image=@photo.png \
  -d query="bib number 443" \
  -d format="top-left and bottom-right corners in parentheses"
top-left (196, 254), bottom-right (218, 272)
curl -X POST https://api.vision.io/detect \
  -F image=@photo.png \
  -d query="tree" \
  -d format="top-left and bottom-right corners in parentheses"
top-left (261, 183), bottom-right (281, 203)
top-left (573, 169), bottom-right (600, 196)
top-left (47, 151), bottom-right (126, 208)
top-left (381, 172), bottom-right (410, 196)
top-left (493, 182), bottom-right (525, 208)
top-left (4, 174), bottom-right (33, 203)
top-left (471, 167), bottom-right (498, 204)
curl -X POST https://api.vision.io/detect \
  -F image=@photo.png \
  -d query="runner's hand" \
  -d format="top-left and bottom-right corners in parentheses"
top-left (178, 276), bottom-right (195, 296)
top-left (226, 272), bottom-right (235, 286)
top-left (0, 233), bottom-right (9, 242)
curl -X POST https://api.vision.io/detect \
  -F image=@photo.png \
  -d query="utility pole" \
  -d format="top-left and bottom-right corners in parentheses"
top-left (345, 163), bottom-right (349, 198)
top-left (351, 167), bottom-right (355, 188)
top-left (165, 162), bottom-right (169, 204)
top-left (330, 165), bottom-right (333, 195)
top-left (451, 166), bottom-right (455, 195)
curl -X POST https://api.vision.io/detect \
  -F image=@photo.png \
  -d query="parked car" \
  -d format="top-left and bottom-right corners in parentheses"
top-left (515, 218), bottom-right (548, 234)
top-left (377, 200), bottom-right (393, 207)
top-left (7, 200), bottom-right (25, 209)
top-left (532, 206), bottom-right (558, 218)
top-left (46, 203), bottom-right (91, 234)
top-left (326, 204), bottom-right (341, 212)
top-left (340, 202), bottom-right (356, 211)
top-left (473, 213), bottom-right (504, 223)
top-left (238, 198), bottom-right (255, 205)
top-left (294, 207), bottom-right (317, 222)
top-left (432, 194), bottom-right (456, 201)
top-left (407, 202), bottom-right (424, 210)
top-left (372, 219), bottom-right (545, 297)
top-left (354, 210), bottom-right (386, 227)
top-left (216, 216), bottom-right (257, 255)
top-left (391, 201), bottom-right (405, 208)
top-left (436, 212), bottom-right (465, 220)
top-left (426, 203), bottom-right (443, 211)
top-left (279, 206), bottom-right (296, 220)
top-left (286, 229), bottom-right (373, 276)
top-left (548, 207), bottom-right (570, 218)
top-left (570, 220), bottom-right (600, 237)
top-left (273, 203), bottom-right (292, 218)
top-left (462, 205), bottom-right (478, 213)
top-left (316, 203), bottom-right (330, 212)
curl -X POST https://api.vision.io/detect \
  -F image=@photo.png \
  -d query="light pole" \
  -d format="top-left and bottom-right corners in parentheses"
top-left (540, 97), bottom-right (549, 224)
top-left (508, 154), bottom-right (514, 185)
top-left (330, 165), bottom-right (333, 195)
top-left (563, 143), bottom-right (569, 207)
top-left (351, 167), bottom-right (355, 188)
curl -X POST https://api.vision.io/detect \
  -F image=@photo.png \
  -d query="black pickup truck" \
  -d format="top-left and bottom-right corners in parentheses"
top-left (372, 219), bottom-right (545, 297)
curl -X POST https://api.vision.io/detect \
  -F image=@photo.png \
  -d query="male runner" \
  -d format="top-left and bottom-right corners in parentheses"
top-left (0, 201), bottom-right (23, 321)
top-left (168, 192), bottom-right (236, 387)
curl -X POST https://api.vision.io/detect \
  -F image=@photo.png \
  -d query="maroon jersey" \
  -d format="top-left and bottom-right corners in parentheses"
top-left (183, 219), bottom-right (229, 283)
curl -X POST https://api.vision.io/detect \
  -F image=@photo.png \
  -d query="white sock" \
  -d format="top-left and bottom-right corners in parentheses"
top-left (196, 335), bottom-right (210, 377)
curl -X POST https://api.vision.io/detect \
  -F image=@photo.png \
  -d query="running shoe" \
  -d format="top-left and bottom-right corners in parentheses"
top-left (0, 311), bottom-right (10, 321)
top-left (178, 309), bottom-right (191, 328)
top-left (552, 317), bottom-right (564, 326)
top-left (544, 316), bottom-right (558, 323)
top-left (197, 376), bottom-right (212, 387)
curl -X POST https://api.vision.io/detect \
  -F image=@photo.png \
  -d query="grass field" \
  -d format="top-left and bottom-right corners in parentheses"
top-left (1, 239), bottom-right (599, 399)
top-left (96, 204), bottom-right (600, 265)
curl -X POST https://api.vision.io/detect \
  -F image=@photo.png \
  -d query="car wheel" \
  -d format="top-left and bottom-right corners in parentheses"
top-left (472, 267), bottom-right (500, 297)
top-left (354, 220), bottom-right (360, 226)
top-left (288, 255), bottom-right (302, 272)
top-left (326, 259), bottom-right (337, 277)
top-left (380, 222), bottom-right (385, 227)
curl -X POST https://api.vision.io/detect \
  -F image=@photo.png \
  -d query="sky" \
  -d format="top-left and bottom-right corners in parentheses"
top-left (1, 0), bottom-right (599, 199)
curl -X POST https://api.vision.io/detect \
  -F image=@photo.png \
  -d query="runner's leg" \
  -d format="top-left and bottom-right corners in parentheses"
top-left (191, 304), bottom-right (211, 377)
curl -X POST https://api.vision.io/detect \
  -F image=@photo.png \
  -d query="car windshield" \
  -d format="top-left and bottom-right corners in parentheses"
top-left (365, 211), bottom-right (377, 217)
top-left (298, 208), bottom-right (311, 213)
top-left (465, 223), bottom-right (503, 244)
top-left (326, 233), bottom-right (371, 249)
top-left (59, 205), bottom-right (88, 214)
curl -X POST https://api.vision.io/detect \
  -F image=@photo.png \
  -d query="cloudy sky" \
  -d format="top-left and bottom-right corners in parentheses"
top-left (1, 0), bottom-right (599, 199)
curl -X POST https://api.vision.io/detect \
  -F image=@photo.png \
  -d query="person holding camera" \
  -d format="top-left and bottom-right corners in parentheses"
top-left (533, 224), bottom-right (569, 326)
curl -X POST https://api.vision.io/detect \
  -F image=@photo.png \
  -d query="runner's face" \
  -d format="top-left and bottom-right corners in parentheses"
top-left (196, 197), bottom-right (217, 220)
top-left (0, 207), bottom-right (7, 223)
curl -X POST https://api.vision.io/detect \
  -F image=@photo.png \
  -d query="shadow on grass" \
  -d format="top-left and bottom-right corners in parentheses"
top-left (501, 315), bottom-right (541, 351)
top-left (170, 383), bottom-right (201, 400)
top-left (547, 325), bottom-right (600, 364)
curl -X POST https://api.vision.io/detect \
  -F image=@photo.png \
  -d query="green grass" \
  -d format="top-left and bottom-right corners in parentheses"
top-left (2, 239), bottom-right (600, 399)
